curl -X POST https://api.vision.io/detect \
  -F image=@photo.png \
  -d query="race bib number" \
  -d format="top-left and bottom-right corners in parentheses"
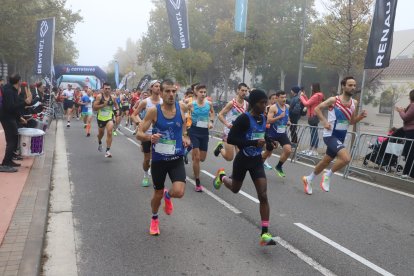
top-left (277, 126), bottom-right (287, 134)
top-left (100, 110), bottom-right (110, 117)
top-left (154, 139), bottom-right (176, 155)
top-left (336, 120), bottom-right (349, 131)
top-left (196, 117), bottom-right (209, 128)
top-left (252, 132), bottom-right (265, 140)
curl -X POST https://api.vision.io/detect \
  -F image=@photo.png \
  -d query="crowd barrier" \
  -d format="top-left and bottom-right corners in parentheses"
top-left (344, 132), bottom-right (414, 182)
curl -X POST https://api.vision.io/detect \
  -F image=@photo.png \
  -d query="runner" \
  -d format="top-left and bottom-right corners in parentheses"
top-left (62, 84), bottom-right (75, 127)
top-left (180, 87), bottom-right (195, 164)
top-left (74, 87), bottom-right (82, 120)
top-left (262, 90), bottom-right (292, 178)
top-left (93, 83), bottom-right (119, 158)
top-left (136, 79), bottom-right (190, 236)
top-left (132, 80), bottom-right (162, 187)
top-left (302, 76), bottom-right (367, 194)
top-left (79, 88), bottom-right (94, 137)
top-left (187, 84), bottom-right (215, 192)
top-left (120, 90), bottom-right (131, 127)
top-left (213, 89), bottom-right (276, 246)
top-left (214, 83), bottom-right (249, 161)
top-left (113, 89), bottom-right (122, 136)
top-left (263, 93), bottom-right (277, 169)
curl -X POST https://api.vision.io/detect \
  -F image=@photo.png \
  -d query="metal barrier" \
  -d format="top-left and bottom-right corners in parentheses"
top-left (344, 132), bottom-right (414, 182)
top-left (288, 124), bottom-right (357, 165)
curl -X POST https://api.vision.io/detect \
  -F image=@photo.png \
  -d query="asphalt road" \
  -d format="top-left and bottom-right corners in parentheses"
top-left (57, 119), bottom-right (414, 276)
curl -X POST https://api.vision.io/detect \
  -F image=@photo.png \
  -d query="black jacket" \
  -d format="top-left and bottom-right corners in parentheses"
top-left (2, 83), bottom-right (25, 121)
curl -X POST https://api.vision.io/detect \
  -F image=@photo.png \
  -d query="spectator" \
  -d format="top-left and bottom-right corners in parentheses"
top-left (300, 83), bottom-right (324, 156)
top-left (396, 89), bottom-right (414, 178)
top-left (1, 74), bottom-right (32, 171)
top-left (288, 86), bottom-right (302, 145)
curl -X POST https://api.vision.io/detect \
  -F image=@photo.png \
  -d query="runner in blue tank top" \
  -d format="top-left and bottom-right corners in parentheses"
top-left (213, 89), bottom-right (277, 246)
top-left (262, 91), bottom-right (293, 178)
top-left (187, 84), bottom-right (215, 192)
top-left (137, 79), bottom-right (190, 236)
top-left (302, 76), bottom-right (367, 195)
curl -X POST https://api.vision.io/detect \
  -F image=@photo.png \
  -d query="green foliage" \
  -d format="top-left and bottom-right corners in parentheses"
top-left (0, 0), bottom-right (82, 78)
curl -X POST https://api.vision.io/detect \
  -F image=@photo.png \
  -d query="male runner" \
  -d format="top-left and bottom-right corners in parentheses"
top-left (214, 83), bottom-right (249, 161)
top-left (302, 76), bottom-right (367, 194)
top-left (79, 88), bottom-right (94, 137)
top-left (180, 88), bottom-right (194, 164)
top-left (213, 89), bottom-right (276, 246)
top-left (187, 84), bottom-right (215, 192)
top-left (120, 90), bottom-right (131, 127)
top-left (62, 84), bottom-right (75, 127)
top-left (263, 93), bottom-right (277, 169)
top-left (132, 80), bottom-right (162, 187)
top-left (93, 83), bottom-right (119, 158)
top-left (262, 90), bottom-right (292, 177)
top-left (137, 79), bottom-right (190, 236)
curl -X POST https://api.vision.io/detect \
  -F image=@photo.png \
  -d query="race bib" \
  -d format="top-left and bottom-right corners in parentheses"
top-left (277, 125), bottom-right (287, 134)
top-left (336, 120), bottom-right (349, 131)
top-left (196, 117), bottom-right (209, 128)
top-left (100, 110), bottom-right (110, 117)
top-left (252, 132), bottom-right (265, 140)
top-left (154, 138), bottom-right (176, 155)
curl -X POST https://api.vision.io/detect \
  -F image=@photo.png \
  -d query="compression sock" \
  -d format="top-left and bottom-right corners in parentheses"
top-left (276, 161), bottom-right (284, 169)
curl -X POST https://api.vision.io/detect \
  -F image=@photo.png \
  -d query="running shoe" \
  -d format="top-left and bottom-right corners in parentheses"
top-left (213, 168), bottom-right (226, 190)
top-left (66, 122), bottom-right (70, 128)
top-left (302, 176), bottom-right (313, 195)
top-left (113, 131), bottom-right (118, 136)
top-left (274, 167), bottom-right (286, 178)
top-left (263, 161), bottom-right (272, 170)
top-left (149, 218), bottom-right (160, 236)
top-left (213, 142), bottom-right (224, 157)
top-left (98, 144), bottom-right (103, 152)
top-left (105, 151), bottom-right (112, 158)
top-left (195, 185), bottom-right (203, 192)
top-left (320, 173), bottom-right (330, 192)
top-left (142, 176), bottom-right (150, 187)
top-left (163, 189), bottom-right (173, 215)
top-left (86, 133), bottom-right (90, 137)
top-left (260, 233), bottom-right (277, 246)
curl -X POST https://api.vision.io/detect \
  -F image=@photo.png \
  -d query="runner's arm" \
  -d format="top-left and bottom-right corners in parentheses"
top-left (131, 100), bottom-right (146, 124)
top-left (349, 100), bottom-right (367, 125)
top-left (266, 105), bottom-right (281, 124)
top-left (218, 101), bottom-right (234, 128)
top-left (93, 95), bottom-right (105, 111)
top-left (314, 97), bottom-right (336, 127)
top-left (136, 107), bottom-right (156, 142)
top-left (227, 114), bottom-right (259, 148)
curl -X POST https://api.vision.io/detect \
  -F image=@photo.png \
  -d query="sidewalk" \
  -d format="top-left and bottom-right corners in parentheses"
top-left (0, 122), bottom-right (56, 276)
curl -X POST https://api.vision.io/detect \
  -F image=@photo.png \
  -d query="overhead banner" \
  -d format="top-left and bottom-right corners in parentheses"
top-left (165, 0), bottom-right (190, 49)
top-left (364, 0), bottom-right (398, 69)
top-left (234, 0), bottom-right (248, 33)
top-left (114, 61), bottom-right (120, 88)
top-left (35, 17), bottom-right (55, 75)
top-left (136, 74), bottom-right (152, 91)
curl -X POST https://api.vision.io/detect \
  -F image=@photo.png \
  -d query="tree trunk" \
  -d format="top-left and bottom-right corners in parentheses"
top-left (280, 68), bottom-right (286, 91)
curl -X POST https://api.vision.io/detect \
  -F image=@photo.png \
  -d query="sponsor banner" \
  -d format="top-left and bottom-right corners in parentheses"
top-left (54, 65), bottom-right (107, 82)
top-left (118, 71), bottom-right (136, 89)
top-left (165, 0), bottom-right (190, 49)
top-left (234, 0), bottom-right (248, 33)
top-left (364, 0), bottom-right (398, 69)
top-left (136, 74), bottom-right (152, 91)
top-left (35, 18), bottom-right (55, 75)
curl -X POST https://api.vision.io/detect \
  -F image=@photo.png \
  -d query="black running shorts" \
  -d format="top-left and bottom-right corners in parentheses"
top-left (231, 152), bottom-right (266, 182)
top-left (151, 157), bottom-right (186, 190)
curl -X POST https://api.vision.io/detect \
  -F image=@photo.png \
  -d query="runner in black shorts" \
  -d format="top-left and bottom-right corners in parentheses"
top-left (213, 89), bottom-right (276, 246)
top-left (262, 91), bottom-right (292, 178)
top-left (137, 79), bottom-right (190, 236)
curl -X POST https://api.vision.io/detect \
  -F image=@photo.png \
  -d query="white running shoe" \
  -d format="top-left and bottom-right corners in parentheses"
top-left (302, 176), bottom-right (313, 195)
top-left (320, 173), bottom-right (330, 192)
top-left (105, 151), bottom-right (112, 158)
top-left (263, 161), bottom-right (272, 170)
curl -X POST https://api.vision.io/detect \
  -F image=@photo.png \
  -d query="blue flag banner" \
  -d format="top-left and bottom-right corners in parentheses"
top-left (165, 0), bottom-right (190, 50)
top-left (364, 0), bottom-right (398, 69)
top-left (234, 0), bottom-right (248, 33)
top-left (34, 17), bottom-right (55, 75)
top-left (114, 61), bottom-right (120, 88)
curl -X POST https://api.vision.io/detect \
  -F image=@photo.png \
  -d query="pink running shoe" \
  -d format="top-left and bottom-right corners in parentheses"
top-left (194, 185), bottom-right (203, 192)
top-left (163, 189), bottom-right (174, 215)
top-left (149, 218), bottom-right (160, 236)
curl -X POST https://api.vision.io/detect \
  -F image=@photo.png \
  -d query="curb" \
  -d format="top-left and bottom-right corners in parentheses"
top-left (17, 120), bottom-right (57, 276)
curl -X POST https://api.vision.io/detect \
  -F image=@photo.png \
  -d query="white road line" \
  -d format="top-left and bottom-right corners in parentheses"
top-left (127, 138), bottom-right (141, 148)
top-left (122, 126), bottom-right (134, 133)
top-left (294, 223), bottom-right (394, 276)
top-left (210, 136), bottom-right (414, 199)
top-left (201, 170), bottom-right (260, 204)
top-left (186, 177), bottom-right (242, 214)
top-left (273, 236), bottom-right (337, 276)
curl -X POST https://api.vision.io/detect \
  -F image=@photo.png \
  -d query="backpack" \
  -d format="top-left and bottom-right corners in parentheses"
top-left (290, 97), bottom-right (304, 117)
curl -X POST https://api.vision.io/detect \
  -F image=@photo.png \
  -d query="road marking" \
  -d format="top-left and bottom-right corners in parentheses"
top-left (127, 138), bottom-right (141, 148)
top-left (294, 223), bottom-right (394, 276)
top-left (210, 136), bottom-right (414, 199)
top-left (201, 170), bottom-right (260, 203)
top-left (186, 177), bottom-right (241, 214)
top-left (122, 126), bottom-right (134, 133)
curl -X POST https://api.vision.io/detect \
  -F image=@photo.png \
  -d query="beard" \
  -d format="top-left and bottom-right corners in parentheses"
top-left (344, 90), bottom-right (354, 97)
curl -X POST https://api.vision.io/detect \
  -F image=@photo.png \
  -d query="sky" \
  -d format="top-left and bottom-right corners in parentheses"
top-left (65, 0), bottom-right (414, 68)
